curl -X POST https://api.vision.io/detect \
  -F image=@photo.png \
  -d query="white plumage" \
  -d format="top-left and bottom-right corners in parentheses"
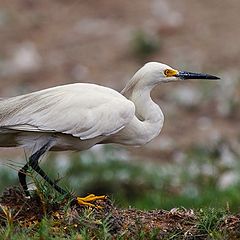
top-left (0, 62), bottom-right (219, 196)
top-left (0, 84), bottom-right (134, 140)
top-left (0, 62), bottom-right (167, 152)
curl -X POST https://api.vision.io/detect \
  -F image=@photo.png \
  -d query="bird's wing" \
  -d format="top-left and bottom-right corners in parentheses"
top-left (0, 83), bottom-right (135, 140)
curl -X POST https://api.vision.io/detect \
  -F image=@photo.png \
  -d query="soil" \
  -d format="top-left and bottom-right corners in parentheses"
top-left (0, 186), bottom-right (240, 239)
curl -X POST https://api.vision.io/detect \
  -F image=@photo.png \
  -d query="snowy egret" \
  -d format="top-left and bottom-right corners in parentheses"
top-left (0, 62), bottom-right (219, 205)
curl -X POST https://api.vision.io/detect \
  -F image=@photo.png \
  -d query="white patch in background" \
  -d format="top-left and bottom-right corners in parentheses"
top-left (0, 42), bottom-right (42, 77)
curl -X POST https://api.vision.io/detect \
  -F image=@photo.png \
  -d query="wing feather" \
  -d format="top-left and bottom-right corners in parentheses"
top-left (0, 83), bottom-right (135, 140)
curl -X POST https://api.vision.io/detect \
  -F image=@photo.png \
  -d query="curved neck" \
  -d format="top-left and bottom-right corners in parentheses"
top-left (130, 81), bottom-right (162, 123)
top-left (116, 80), bottom-right (164, 146)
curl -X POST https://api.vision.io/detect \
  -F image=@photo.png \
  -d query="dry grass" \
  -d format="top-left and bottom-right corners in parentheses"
top-left (0, 186), bottom-right (240, 239)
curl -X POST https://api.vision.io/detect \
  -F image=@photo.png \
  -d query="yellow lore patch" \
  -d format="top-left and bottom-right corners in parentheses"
top-left (164, 69), bottom-right (179, 77)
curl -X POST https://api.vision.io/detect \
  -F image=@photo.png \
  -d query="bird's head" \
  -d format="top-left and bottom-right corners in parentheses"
top-left (121, 62), bottom-right (219, 95)
top-left (144, 62), bottom-right (219, 82)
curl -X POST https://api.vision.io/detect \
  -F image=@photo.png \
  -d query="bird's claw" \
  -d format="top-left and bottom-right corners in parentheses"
top-left (77, 194), bottom-right (107, 209)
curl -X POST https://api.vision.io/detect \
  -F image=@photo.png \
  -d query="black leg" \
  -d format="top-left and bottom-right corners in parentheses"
top-left (18, 142), bottom-right (67, 196)
top-left (29, 156), bottom-right (67, 195)
top-left (18, 162), bottom-right (30, 196)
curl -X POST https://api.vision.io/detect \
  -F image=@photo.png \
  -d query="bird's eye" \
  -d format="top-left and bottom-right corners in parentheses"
top-left (164, 69), bottom-right (171, 76)
top-left (164, 69), bottom-right (178, 77)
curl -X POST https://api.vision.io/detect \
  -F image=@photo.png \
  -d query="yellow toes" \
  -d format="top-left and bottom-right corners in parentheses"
top-left (76, 194), bottom-right (107, 209)
top-left (77, 199), bottom-right (97, 208)
top-left (78, 194), bottom-right (106, 201)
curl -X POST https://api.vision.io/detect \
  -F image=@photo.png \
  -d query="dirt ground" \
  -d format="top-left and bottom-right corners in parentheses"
top-left (0, 0), bottom-right (240, 160)
top-left (1, 186), bottom-right (240, 239)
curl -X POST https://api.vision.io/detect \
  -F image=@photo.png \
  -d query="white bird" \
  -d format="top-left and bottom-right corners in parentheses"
top-left (0, 62), bottom-right (219, 206)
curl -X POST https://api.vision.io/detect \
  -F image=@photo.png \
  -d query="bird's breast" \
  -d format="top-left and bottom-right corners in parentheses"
top-left (106, 116), bottom-right (164, 146)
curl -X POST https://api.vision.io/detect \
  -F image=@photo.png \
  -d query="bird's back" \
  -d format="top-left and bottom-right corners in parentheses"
top-left (0, 83), bottom-right (123, 120)
top-left (0, 83), bottom-right (135, 150)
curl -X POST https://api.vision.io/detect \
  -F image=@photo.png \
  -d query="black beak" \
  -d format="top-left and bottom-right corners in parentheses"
top-left (175, 71), bottom-right (220, 80)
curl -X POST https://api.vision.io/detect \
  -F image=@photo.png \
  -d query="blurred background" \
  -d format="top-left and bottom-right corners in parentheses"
top-left (0, 0), bottom-right (240, 210)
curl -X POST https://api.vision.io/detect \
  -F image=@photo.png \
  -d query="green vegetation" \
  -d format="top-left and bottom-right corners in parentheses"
top-left (0, 199), bottom-right (234, 239)
top-left (130, 30), bottom-right (161, 60)
top-left (0, 144), bottom-right (240, 238)
top-left (1, 144), bottom-right (240, 211)
top-left (196, 208), bottom-right (227, 238)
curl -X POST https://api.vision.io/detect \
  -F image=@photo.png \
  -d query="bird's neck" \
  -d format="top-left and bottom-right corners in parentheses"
top-left (130, 81), bottom-right (162, 123)
top-left (122, 70), bottom-right (161, 122)
top-left (122, 80), bottom-right (164, 145)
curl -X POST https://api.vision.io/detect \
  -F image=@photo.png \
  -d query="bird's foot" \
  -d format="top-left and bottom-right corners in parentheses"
top-left (77, 194), bottom-right (107, 209)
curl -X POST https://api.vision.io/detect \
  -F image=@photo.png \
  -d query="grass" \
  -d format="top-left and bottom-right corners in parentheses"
top-left (1, 144), bottom-right (240, 211)
top-left (44, 145), bottom-right (240, 211)
top-left (1, 197), bottom-right (236, 240)
top-left (196, 208), bottom-right (227, 238)
top-left (0, 144), bottom-right (240, 238)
